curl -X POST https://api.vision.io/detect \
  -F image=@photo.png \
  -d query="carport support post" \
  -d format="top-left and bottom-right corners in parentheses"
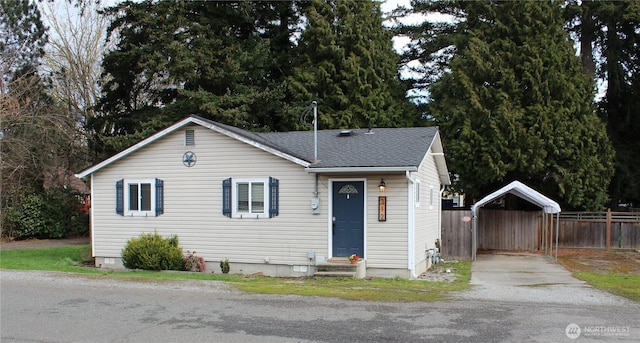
top-left (540, 215), bottom-right (549, 255)
top-left (472, 214), bottom-right (477, 261)
top-left (555, 213), bottom-right (559, 261)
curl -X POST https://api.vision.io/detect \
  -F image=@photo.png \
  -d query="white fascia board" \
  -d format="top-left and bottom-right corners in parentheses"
top-left (305, 166), bottom-right (417, 173)
top-left (190, 117), bottom-right (311, 168)
top-left (422, 130), bottom-right (451, 185)
top-left (76, 116), bottom-right (311, 179)
top-left (76, 117), bottom-right (195, 178)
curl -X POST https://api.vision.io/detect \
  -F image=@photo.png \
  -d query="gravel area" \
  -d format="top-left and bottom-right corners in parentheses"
top-left (416, 262), bottom-right (460, 282)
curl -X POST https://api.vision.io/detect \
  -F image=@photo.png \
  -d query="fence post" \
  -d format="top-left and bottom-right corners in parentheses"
top-left (606, 208), bottom-right (612, 251)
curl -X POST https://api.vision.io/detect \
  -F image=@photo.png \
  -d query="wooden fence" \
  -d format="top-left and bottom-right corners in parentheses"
top-left (440, 210), bottom-right (473, 260)
top-left (441, 209), bottom-right (640, 260)
top-left (558, 211), bottom-right (640, 249)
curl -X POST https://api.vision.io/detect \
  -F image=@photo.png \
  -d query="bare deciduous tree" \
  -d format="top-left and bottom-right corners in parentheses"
top-left (40, 0), bottom-right (112, 124)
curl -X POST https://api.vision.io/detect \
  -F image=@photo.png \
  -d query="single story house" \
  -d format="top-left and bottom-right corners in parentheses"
top-left (76, 115), bottom-right (450, 278)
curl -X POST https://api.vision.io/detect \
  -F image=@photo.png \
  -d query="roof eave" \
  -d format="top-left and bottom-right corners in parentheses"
top-left (425, 130), bottom-right (451, 185)
top-left (76, 116), bottom-right (311, 178)
top-left (305, 166), bottom-right (418, 173)
top-left (190, 117), bottom-right (311, 168)
top-left (76, 117), bottom-right (196, 178)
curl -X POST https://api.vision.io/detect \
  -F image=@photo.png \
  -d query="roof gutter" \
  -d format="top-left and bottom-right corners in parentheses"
top-left (306, 166), bottom-right (418, 174)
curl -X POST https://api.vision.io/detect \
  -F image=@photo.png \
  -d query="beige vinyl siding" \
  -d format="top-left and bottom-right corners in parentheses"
top-left (92, 124), bottom-right (327, 265)
top-left (412, 146), bottom-right (442, 272)
top-left (364, 174), bottom-right (408, 269)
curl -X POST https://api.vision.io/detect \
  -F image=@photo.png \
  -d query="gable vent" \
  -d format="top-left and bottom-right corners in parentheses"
top-left (185, 129), bottom-right (195, 146)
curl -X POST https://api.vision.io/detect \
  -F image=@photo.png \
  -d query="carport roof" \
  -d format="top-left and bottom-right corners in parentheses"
top-left (471, 181), bottom-right (561, 214)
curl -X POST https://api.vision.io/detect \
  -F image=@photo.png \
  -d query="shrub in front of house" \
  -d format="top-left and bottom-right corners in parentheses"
top-left (3, 188), bottom-right (88, 240)
top-left (183, 250), bottom-right (206, 272)
top-left (121, 232), bottom-right (185, 271)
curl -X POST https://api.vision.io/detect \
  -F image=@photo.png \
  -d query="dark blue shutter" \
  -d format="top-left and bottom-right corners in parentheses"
top-left (155, 178), bottom-right (164, 216)
top-left (115, 179), bottom-right (124, 215)
top-left (269, 177), bottom-right (279, 218)
top-left (222, 178), bottom-right (232, 217)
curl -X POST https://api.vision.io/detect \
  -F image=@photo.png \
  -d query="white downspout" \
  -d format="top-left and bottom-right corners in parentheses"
top-left (405, 171), bottom-right (417, 278)
top-left (438, 185), bottom-right (445, 244)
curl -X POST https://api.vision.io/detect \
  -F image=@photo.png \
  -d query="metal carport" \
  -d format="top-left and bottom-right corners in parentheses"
top-left (470, 181), bottom-right (561, 261)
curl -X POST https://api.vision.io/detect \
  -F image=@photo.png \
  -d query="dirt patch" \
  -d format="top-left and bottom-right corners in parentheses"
top-left (417, 262), bottom-right (460, 282)
top-left (555, 248), bottom-right (640, 274)
top-left (0, 237), bottom-right (91, 251)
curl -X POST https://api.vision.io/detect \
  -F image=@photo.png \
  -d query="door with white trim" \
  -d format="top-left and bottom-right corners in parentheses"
top-left (332, 181), bottom-right (364, 257)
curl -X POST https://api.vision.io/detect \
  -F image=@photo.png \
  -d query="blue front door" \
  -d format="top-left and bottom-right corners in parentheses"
top-left (332, 181), bottom-right (364, 257)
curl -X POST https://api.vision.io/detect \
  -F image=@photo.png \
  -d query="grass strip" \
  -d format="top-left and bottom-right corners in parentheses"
top-left (1, 245), bottom-right (471, 302)
top-left (234, 265), bottom-right (471, 302)
top-left (574, 272), bottom-right (640, 302)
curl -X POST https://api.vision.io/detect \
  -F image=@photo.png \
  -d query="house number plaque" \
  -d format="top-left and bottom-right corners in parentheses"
top-left (378, 196), bottom-right (386, 222)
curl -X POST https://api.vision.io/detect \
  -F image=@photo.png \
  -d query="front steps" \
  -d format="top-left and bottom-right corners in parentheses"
top-left (314, 258), bottom-right (365, 278)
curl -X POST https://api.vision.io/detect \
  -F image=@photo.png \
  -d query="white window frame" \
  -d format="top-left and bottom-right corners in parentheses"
top-left (232, 178), bottom-right (269, 219)
top-left (124, 179), bottom-right (156, 217)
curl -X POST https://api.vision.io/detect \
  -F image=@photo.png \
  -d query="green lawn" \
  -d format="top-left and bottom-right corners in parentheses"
top-left (235, 268), bottom-right (471, 302)
top-left (574, 272), bottom-right (640, 302)
top-left (0, 245), bottom-right (471, 302)
top-left (0, 245), bottom-right (97, 273)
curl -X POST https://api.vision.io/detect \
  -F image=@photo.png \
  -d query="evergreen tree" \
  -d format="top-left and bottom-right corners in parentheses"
top-left (0, 0), bottom-right (47, 91)
top-left (412, 1), bottom-right (614, 210)
top-left (566, 0), bottom-right (640, 209)
top-left (289, 0), bottom-right (418, 129)
top-left (91, 1), bottom-right (298, 159)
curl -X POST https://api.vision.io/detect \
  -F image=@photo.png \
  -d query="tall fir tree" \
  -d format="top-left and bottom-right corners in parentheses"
top-left (91, 1), bottom-right (299, 160)
top-left (0, 0), bottom-right (47, 90)
top-left (288, 0), bottom-right (418, 129)
top-left (566, 0), bottom-right (640, 209)
top-left (409, 0), bottom-right (614, 210)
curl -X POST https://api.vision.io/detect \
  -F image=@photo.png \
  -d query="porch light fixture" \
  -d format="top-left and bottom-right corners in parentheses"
top-left (378, 178), bottom-right (386, 192)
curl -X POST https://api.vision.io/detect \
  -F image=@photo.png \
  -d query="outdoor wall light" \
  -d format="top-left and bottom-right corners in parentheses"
top-left (378, 178), bottom-right (386, 192)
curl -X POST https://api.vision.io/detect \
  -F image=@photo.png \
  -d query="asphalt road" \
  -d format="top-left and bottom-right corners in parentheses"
top-left (1, 270), bottom-right (639, 342)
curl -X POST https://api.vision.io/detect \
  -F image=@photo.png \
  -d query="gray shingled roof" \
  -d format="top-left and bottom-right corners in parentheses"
top-left (196, 115), bottom-right (438, 169)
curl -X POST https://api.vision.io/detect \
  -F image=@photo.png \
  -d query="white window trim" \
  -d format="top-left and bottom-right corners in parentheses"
top-left (124, 178), bottom-right (156, 217)
top-left (232, 178), bottom-right (269, 219)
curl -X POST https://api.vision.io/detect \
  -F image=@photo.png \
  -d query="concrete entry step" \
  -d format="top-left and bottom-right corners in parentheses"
top-left (314, 271), bottom-right (357, 278)
top-left (315, 258), bottom-right (365, 278)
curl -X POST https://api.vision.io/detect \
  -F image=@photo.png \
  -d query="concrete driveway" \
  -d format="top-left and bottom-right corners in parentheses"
top-left (459, 253), bottom-right (630, 305)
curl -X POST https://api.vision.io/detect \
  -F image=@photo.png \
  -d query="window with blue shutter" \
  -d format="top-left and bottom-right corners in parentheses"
top-left (117, 178), bottom-right (164, 217)
top-left (155, 178), bottom-right (164, 215)
top-left (222, 178), bottom-right (232, 217)
top-left (224, 177), bottom-right (278, 219)
top-left (269, 177), bottom-right (279, 218)
top-left (116, 179), bottom-right (124, 215)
